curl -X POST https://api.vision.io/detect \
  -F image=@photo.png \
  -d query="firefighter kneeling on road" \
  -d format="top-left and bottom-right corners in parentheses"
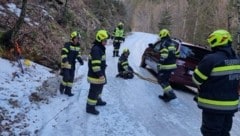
top-left (59, 31), bottom-right (84, 97)
top-left (155, 29), bottom-right (179, 102)
top-left (116, 48), bottom-right (134, 79)
top-left (86, 30), bottom-right (109, 115)
top-left (192, 30), bottom-right (240, 136)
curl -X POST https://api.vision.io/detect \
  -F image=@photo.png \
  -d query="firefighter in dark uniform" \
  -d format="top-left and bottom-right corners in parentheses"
top-left (59, 31), bottom-right (84, 97)
top-left (116, 48), bottom-right (134, 79)
top-left (192, 30), bottom-right (240, 136)
top-left (156, 29), bottom-right (179, 102)
top-left (86, 30), bottom-right (109, 115)
top-left (112, 22), bottom-right (125, 57)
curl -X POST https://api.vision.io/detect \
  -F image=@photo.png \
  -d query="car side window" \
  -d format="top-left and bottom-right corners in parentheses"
top-left (172, 40), bottom-right (181, 52)
top-left (180, 46), bottom-right (194, 59)
top-left (153, 40), bottom-right (179, 52)
top-left (153, 42), bottom-right (162, 52)
top-left (179, 45), bottom-right (210, 61)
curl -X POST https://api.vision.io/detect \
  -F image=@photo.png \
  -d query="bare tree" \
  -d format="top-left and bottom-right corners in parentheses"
top-left (57, 0), bottom-right (69, 26)
top-left (1, 0), bottom-right (28, 48)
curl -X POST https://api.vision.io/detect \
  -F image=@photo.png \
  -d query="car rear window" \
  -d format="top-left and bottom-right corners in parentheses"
top-left (153, 39), bottom-right (180, 52)
top-left (179, 44), bottom-right (210, 62)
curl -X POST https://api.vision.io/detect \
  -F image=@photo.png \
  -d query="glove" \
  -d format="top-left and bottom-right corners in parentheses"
top-left (60, 69), bottom-right (64, 76)
top-left (238, 82), bottom-right (240, 95)
top-left (123, 71), bottom-right (128, 74)
top-left (128, 67), bottom-right (134, 73)
top-left (157, 64), bottom-right (161, 71)
top-left (111, 36), bottom-right (114, 40)
top-left (148, 43), bottom-right (153, 48)
top-left (80, 61), bottom-right (84, 65)
top-left (193, 96), bottom-right (198, 103)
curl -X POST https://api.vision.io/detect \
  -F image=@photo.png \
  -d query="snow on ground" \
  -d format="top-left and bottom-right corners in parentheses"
top-left (0, 32), bottom-right (240, 136)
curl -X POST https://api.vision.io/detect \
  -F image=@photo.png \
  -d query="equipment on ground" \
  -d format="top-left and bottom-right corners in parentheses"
top-left (133, 71), bottom-right (158, 84)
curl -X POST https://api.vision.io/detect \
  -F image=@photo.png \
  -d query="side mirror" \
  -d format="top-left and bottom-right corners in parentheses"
top-left (148, 43), bottom-right (154, 48)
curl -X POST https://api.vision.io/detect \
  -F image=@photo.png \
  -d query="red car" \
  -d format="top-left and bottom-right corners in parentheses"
top-left (140, 39), bottom-right (211, 91)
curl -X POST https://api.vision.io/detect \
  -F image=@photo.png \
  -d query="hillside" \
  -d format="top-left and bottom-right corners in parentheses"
top-left (0, 0), bottom-right (127, 68)
top-left (0, 0), bottom-right (239, 68)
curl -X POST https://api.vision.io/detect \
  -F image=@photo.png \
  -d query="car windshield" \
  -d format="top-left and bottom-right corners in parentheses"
top-left (153, 39), bottom-right (180, 52)
top-left (179, 44), bottom-right (210, 61)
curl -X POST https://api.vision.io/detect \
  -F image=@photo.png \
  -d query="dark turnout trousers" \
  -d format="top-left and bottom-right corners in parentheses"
top-left (201, 111), bottom-right (233, 136)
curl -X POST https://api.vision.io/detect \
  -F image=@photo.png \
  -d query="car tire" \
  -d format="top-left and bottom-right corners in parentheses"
top-left (140, 57), bottom-right (146, 68)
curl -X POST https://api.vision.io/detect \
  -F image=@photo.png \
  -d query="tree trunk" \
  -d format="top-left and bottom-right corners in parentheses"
top-left (193, 0), bottom-right (200, 42)
top-left (10, 0), bottom-right (28, 43)
top-left (1, 0), bottom-right (27, 48)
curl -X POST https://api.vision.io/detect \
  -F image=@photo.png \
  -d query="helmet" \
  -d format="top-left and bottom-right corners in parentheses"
top-left (159, 29), bottom-right (170, 38)
top-left (207, 29), bottom-right (231, 48)
top-left (96, 30), bottom-right (109, 42)
top-left (24, 59), bottom-right (31, 67)
top-left (70, 31), bottom-right (80, 40)
top-left (123, 48), bottom-right (130, 54)
top-left (118, 22), bottom-right (124, 27)
top-left (118, 22), bottom-right (124, 29)
top-left (225, 30), bottom-right (232, 43)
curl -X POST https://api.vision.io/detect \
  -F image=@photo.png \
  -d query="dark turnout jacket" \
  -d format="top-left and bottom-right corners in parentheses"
top-left (156, 37), bottom-right (179, 71)
top-left (192, 45), bottom-right (240, 113)
top-left (61, 42), bottom-right (83, 70)
top-left (87, 41), bottom-right (107, 84)
top-left (118, 54), bottom-right (130, 73)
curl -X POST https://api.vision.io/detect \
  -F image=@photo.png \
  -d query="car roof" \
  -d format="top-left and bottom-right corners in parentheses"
top-left (180, 41), bottom-right (211, 51)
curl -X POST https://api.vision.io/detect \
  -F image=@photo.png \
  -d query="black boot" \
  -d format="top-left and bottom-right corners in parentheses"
top-left (168, 90), bottom-right (177, 99)
top-left (64, 88), bottom-right (74, 97)
top-left (59, 84), bottom-right (65, 94)
top-left (159, 91), bottom-right (177, 102)
top-left (159, 94), bottom-right (169, 102)
top-left (113, 51), bottom-right (116, 57)
top-left (116, 51), bottom-right (119, 57)
top-left (127, 73), bottom-right (134, 79)
top-left (96, 98), bottom-right (107, 106)
top-left (86, 104), bottom-right (99, 115)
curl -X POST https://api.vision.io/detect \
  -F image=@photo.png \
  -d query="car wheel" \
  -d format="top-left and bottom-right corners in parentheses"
top-left (140, 57), bottom-right (146, 68)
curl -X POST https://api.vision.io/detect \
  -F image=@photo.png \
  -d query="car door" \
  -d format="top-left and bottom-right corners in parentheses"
top-left (145, 41), bottom-right (162, 73)
top-left (170, 43), bottom-right (211, 87)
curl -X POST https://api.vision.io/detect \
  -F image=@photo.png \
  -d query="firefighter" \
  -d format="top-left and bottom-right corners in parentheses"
top-left (155, 29), bottom-right (179, 102)
top-left (86, 29), bottom-right (109, 115)
top-left (112, 22), bottom-right (125, 57)
top-left (192, 30), bottom-right (240, 136)
top-left (116, 48), bottom-right (134, 79)
top-left (59, 31), bottom-right (84, 97)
